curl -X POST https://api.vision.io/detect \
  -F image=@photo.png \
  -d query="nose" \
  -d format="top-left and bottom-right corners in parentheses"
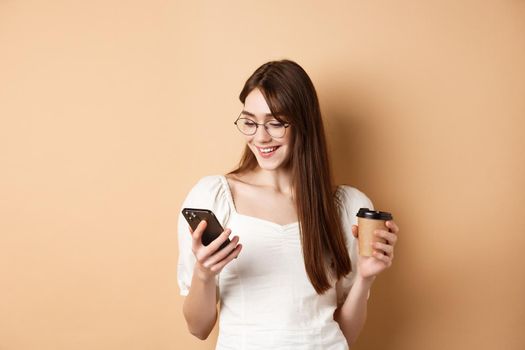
top-left (253, 124), bottom-right (272, 142)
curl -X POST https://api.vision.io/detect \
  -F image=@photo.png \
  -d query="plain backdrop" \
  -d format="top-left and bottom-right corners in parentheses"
top-left (1, 1), bottom-right (524, 349)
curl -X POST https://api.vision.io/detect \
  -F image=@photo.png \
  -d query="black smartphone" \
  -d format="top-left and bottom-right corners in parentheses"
top-left (181, 208), bottom-right (231, 250)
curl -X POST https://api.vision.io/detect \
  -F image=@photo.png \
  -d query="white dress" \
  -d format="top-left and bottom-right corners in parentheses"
top-left (177, 175), bottom-right (374, 350)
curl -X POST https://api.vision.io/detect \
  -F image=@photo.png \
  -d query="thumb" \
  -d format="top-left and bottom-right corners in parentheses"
top-left (351, 225), bottom-right (359, 239)
top-left (192, 220), bottom-right (207, 241)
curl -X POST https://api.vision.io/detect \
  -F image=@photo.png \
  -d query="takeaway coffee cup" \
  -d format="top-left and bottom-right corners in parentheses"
top-left (356, 208), bottom-right (393, 257)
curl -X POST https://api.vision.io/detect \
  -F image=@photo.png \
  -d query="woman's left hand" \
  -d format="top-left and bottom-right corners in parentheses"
top-left (351, 220), bottom-right (399, 280)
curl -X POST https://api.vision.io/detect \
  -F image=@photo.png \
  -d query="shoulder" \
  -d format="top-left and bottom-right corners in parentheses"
top-left (334, 184), bottom-right (374, 213)
top-left (194, 174), bottom-right (224, 188)
top-left (186, 174), bottom-right (225, 195)
top-left (181, 174), bottom-right (232, 224)
top-left (182, 174), bottom-right (227, 207)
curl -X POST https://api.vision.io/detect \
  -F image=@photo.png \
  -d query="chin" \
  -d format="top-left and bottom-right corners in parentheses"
top-left (249, 146), bottom-right (291, 171)
top-left (257, 162), bottom-right (282, 171)
top-left (254, 156), bottom-right (291, 171)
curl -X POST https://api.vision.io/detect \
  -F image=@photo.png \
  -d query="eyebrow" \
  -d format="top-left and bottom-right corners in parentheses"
top-left (241, 110), bottom-right (274, 117)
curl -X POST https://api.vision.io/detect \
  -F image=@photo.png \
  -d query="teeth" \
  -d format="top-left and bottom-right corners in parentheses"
top-left (260, 147), bottom-right (276, 153)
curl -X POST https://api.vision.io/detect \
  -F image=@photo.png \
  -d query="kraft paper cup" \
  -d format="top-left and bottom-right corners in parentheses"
top-left (356, 208), bottom-right (393, 257)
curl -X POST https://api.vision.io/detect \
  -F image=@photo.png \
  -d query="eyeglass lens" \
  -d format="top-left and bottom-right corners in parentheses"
top-left (236, 118), bottom-right (287, 138)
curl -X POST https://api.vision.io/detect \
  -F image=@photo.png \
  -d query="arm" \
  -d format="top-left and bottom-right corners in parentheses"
top-left (182, 221), bottom-right (242, 340)
top-left (334, 220), bottom-right (399, 346)
top-left (334, 275), bottom-right (375, 347)
top-left (182, 264), bottom-right (219, 340)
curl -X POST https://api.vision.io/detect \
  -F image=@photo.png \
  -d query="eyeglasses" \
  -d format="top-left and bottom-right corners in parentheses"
top-left (234, 114), bottom-right (290, 138)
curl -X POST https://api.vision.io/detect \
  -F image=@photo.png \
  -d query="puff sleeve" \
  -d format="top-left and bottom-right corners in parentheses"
top-left (334, 185), bottom-right (374, 305)
top-left (177, 175), bottom-right (232, 296)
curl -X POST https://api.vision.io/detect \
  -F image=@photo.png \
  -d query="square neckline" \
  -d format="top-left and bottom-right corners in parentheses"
top-left (219, 174), bottom-right (300, 230)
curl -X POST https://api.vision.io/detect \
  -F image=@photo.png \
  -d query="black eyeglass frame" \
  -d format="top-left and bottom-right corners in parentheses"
top-left (233, 114), bottom-right (291, 138)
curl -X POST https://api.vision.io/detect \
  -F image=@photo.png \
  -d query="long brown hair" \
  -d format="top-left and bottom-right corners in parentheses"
top-left (227, 59), bottom-right (351, 294)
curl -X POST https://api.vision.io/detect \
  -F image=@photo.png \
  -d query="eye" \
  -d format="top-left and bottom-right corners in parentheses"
top-left (242, 120), bottom-right (256, 126)
top-left (268, 121), bottom-right (284, 128)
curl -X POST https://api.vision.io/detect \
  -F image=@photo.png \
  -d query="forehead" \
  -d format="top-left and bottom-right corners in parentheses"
top-left (242, 88), bottom-right (274, 119)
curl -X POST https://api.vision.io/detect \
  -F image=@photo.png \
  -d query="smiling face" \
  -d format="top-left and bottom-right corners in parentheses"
top-left (239, 88), bottom-right (293, 171)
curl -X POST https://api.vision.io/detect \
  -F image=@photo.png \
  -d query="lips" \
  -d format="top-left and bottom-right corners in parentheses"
top-left (255, 145), bottom-right (281, 158)
top-left (257, 146), bottom-right (280, 152)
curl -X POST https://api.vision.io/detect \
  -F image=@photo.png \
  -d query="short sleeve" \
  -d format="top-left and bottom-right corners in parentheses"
top-left (334, 185), bottom-right (374, 305)
top-left (177, 175), bottom-right (232, 296)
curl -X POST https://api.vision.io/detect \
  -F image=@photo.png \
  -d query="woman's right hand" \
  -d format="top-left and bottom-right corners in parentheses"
top-left (189, 220), bottom-right (242, 282)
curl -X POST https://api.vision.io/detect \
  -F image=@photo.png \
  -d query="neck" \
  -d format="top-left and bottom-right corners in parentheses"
top-left (251, 167), bottom-right (293, 196)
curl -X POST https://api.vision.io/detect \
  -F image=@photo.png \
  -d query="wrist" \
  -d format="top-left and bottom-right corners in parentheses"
top-left (193, 263), bottom-right (216, 284)
top-left (355, 274), bottom-right (376, 289)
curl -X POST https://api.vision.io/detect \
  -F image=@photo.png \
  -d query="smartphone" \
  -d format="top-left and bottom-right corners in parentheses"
top-left (181, 208), bottom-right (231, 250)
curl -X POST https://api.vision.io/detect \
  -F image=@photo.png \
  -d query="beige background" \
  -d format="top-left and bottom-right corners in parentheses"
top-left (1, 1), bottom-right (524, 349)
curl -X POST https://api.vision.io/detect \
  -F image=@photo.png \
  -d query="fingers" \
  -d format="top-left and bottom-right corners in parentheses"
top-left (356, 220), bottom-right (399, 271)
top-left (386, 220), bottom-right (399, 234)
top-left (195, 234), bottom-right (243, 278)
top-left (193, 226), bottom-right (236, 264)
top-left (372, 250), bottom-right (393, 267)
top-left (207, 227), bottom-right (234, 253)
top-left (372, 241), bottom-right (394, 257)
top-left (371, 227), bottom-right (396, 267)
top-left (374, 229), bottom-right (398, 246)
top-left (209, 244), bottom-right (243, 273)
top-left (202, 235), bottom-right (240, 268)
top-left (204, 240), bottom-right (243, 272)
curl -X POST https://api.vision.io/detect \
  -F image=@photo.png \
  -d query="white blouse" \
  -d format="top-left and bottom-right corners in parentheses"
top-left (177, 175), bottom-right (374, 350)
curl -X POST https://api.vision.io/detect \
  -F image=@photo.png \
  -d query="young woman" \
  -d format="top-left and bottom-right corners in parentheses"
top-left (177, 59), bottom-right (400, 349)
